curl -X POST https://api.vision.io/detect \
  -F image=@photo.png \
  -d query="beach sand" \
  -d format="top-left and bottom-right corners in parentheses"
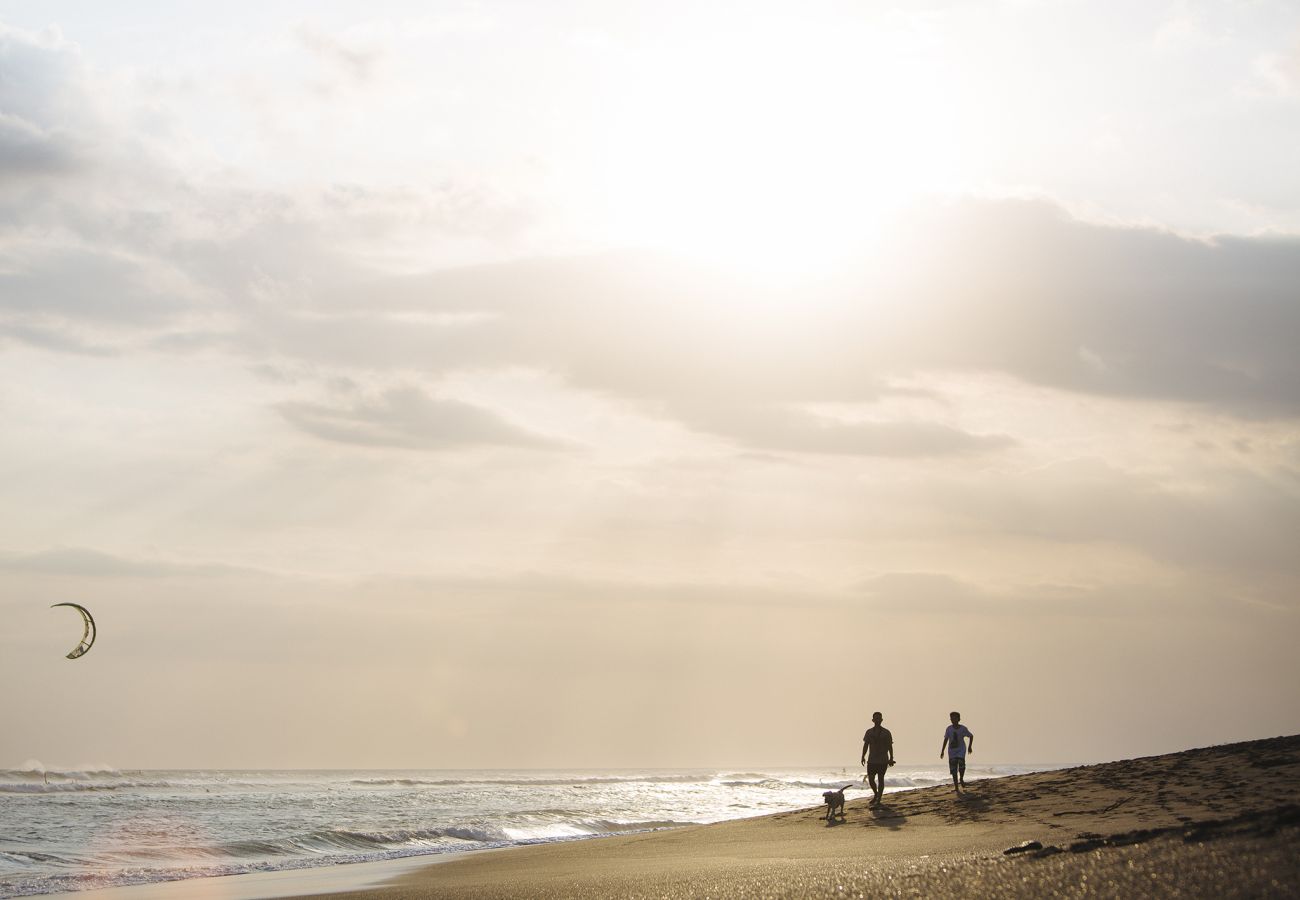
top-left (293, 734), bottom-right (1300, 899)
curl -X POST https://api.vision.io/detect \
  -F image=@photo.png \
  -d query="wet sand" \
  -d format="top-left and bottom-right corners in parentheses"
top-left (296, 734), bottom-right (1300, 899)
top-left (45, 856), bottom-right (451, 900)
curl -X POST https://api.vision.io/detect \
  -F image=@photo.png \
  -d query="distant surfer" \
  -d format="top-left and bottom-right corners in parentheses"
top-left (860, 711), bottom-right (895, 805)
top-left (940, 711), bottom-right (974, 793)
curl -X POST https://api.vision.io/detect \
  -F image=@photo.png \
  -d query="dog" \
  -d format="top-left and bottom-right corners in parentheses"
top-left (822, 785), bottom-right (851, 820)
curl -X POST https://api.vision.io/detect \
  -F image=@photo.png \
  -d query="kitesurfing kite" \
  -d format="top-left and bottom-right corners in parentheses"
top-left (51, 603), bottom-right (96, 659)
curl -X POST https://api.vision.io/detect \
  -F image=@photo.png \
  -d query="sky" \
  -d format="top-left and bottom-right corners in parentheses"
top-left (1, 0), bottom-right (1298, 770)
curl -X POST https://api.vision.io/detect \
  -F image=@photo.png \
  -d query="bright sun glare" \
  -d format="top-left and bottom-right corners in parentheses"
top-left (589, 15), bottom-right (963, 279)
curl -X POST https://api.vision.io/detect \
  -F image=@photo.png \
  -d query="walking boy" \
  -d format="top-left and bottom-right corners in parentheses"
top-left (939, 711), bottom-right (974, 793)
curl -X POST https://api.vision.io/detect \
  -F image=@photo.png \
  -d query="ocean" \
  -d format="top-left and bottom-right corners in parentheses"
top-left (0, 762), bottom-right (1048, 897)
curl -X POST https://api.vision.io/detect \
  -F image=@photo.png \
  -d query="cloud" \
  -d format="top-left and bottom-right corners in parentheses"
top-left (673, 402), bottom-right (1012, 457)
top-left (0, 245), bottom-right (199, 326)
top-left (0, 110), bottom-right (79, 177)
top-left (1249, 43), bottom-right (1300, 98)
top-left (5, 192), bottom-right (1298, 457)
top-left (0, 320), bottom-right (117, 355)
top-left (937, 456), bottom-right (1300, 580)
top-left (0, 24), bottom-right (90, 180)
top-left (285, 201), bottom-right (1299, 453)
top-left (296, 25), bottom-right (383, 84)
top-left (1, 24), bottom-right (1295, 457)
top-left (278, 384), bottom-right (561, 450)
top-left (0, 20), bottom-right (534, 361)
top-left (852, 569), bottom-right (1267, 618)
top-left (298, 253), bottom-right (1012, 456)
top-left (0, 547), bottom-right (255, 578)
top-left (93, 197), bottom-right (1280, 459)
top-left (855, 571), bottom-right (991, 614)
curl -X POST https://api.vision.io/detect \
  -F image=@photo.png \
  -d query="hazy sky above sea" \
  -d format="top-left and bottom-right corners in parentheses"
top-left (2, 0), bottom-right (1298, 770)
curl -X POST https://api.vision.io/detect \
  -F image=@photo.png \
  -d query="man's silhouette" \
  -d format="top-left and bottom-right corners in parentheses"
top-left (860, 711), bottom-right (895, 805)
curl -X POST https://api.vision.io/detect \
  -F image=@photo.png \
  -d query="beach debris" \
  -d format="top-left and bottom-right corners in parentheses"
top-left (50, 603), bottom-right (96, 659)
top-left (1068, 838), bottom-right (1107, 853)
top-left (1003, 840), bottom-right (1043, 855)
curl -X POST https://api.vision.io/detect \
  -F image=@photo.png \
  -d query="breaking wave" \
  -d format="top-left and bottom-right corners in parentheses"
top-left (190, 818), bottom-right (682, 859)
top-left (0, 779), bottom-right (174, 794)
top-left (349, 773), bottom-right (711, 788)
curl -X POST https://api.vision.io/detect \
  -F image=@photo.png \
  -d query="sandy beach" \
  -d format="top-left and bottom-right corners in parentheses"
top-left (282, 734), bottom-right (1300, 899)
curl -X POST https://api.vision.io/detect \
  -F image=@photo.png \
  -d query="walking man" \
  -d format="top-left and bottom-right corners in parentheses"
top-left (860, 711), bottom-right (895, 805)
top-left (940, 711), bottom-right (974, 793)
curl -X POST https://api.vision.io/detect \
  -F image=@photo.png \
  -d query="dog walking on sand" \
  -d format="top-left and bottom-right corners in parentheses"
top-left (821, 785), bottom-right (850, 821)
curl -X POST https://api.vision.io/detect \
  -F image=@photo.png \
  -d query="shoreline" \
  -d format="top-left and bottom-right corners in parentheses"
top-left (304, 734), bottom-right (1300, 899)
top-left (27, 736), bottom-right (1300, 899)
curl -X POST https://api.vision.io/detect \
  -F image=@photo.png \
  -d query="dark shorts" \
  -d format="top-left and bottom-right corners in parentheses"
top-left (949, 755), bottom-right (966, 776)
top-left (866, 761), bottom-right (889, 777)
